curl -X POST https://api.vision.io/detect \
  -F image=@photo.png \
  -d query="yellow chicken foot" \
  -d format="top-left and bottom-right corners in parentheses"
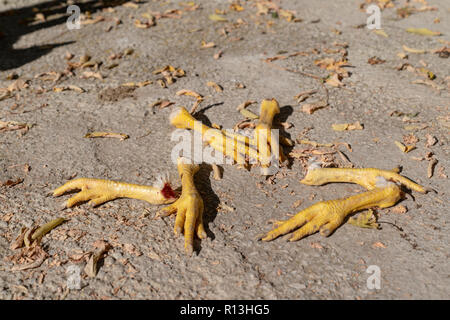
top-left (170, 106), bottom-right (255, 164)
top-left (347, 209), bottom-right (379, 229)
top-left (170, 100), bottom-right (285, 171)
top-left (254, 98), bottom-right (286, 165)
top-left (53, 176), bottom-right (177, 208)
top-left (156, 157), bottom-right (206, 256)
top-left (300, 166), bottom-right (426, 193)
top-left (260, 180), bottom-right (402, 242)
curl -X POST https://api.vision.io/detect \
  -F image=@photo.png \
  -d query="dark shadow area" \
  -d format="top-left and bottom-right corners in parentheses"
top-left (0, 0), bottom-right (128, 70)
top-left (275, 104), bottom-right (295, 168)
top-left (193, 102), bottom-right (224, 119)
top-left (193, 163), bottom-right (220, 255)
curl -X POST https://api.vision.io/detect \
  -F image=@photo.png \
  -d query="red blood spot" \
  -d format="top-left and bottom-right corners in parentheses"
top-left (161, 183), bottom-right (176, 199)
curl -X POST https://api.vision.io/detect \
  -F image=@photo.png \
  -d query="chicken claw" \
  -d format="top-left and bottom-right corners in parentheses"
top-left (169, 99), bottom-right (285, 174)
top-left (301, 166), bottom-right (426, 193)
top-left (53, 176), bottom-right (177, 208)
top-left (156, 157), bottom-right (206, 256)
top-left (260, 180), bottom-right (402, 242)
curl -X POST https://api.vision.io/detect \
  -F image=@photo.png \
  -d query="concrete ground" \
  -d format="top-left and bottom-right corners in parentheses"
top-left (0, 0), bottom-right (449, 299)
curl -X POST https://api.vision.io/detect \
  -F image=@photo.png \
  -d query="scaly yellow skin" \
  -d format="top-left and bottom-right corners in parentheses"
top-left (53, 178), bottom-right (176, 207)
top-left (170, 99), bottom-right (285, 168)
top-left (156, 158), bottom-right (206, 256)
top-left (261, 183), bottom-right (402, 242)
top-left (300, 167), bottom-right (426, 193)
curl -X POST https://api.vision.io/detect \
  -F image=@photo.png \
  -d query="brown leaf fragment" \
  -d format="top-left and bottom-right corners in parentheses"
top-left (150, 100), bottom-right (174, 109)
top-left (397, 52), bottom-right (408, 59)
top-left (134, 17), bottom-right (155, 28)
top-left (394, 140), bottom-right (415, 153)
top-left (0, 89), bottom-right (12, 101)
top-left (121, 80), bottom-right (152, 88)
top-left (391, 205), bottom-right (407, 214)
top-left (10, 227), bottom-right (27, 250)
top-left (123, 1), bottom-right (139, 9)
top-left (294, 89), bottom-right (317, 103)
top-left (80, 71), bottom-right (103, 80)
top-left (236, 100), bottom-right (256, 111)
top-left (84, 132), bottom-right (129, 140)
top-left (11, 257), bottom-right (46, 271)
top-left (412, 79), bottom-right (442, 90)
top-left (213, 50), bottom-right (223, 60)
top-left (7, 79), bottom-right (29, 92)
top-left (201, 41), bottom-right (216, 49)
top-left (176, 89), bottom-right (203, 100)
top-left (84, 241), bottom-right (111, 277)
top-left (372, 242), bottom-right (386, 248)
top-left (310, 242), bottom-right (323, 249)
top-left (301, 102), bottom-right (327, 115)
top-left (425, 134), bottom-right (437, 148)
top-left (326, 73), bottom-right (344, 87)
top-left (368, 56), bottom-right (386, 65)
top-left (402, 45), bottom-right (426, 54)
top-left (436, 166), bottom-right (447, 179)
top-left (432, 46), bottom-right (449, 58)
top-left (81, 15), bottom-right (105, 25)
top-left (428, 158), bottom-right (437, 178)
top-left (332, 122), bottom-right (363, 131)
top-left (1, 178), bottom-right (24, 187)
top-left (406, 28), bottom-right (441, 36)
top-left (67, 85), bottom-right (85, 93)
top-left (206, 81), bottom-right (223, 92)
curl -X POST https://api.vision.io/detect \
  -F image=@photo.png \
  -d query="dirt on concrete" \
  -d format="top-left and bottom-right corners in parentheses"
top-left (0, 0), bottom-right (449, 300)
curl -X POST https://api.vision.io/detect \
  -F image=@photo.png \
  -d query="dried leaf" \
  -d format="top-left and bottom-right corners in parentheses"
top-left (391, 205), bottom-right (407, 214)
top-left (84, 132), bottom-right (129, 140)
top-left (7, 79), bottom-right (29, 92)
top-left (80, 71), bottom-right (103, 80)
top-left (372, 242), bottom-right (387, 248)
top-left (332, 122), bottom-right (363, 131)
top-left (176, 89), bottom-right (203, 100)
top-left (240, 108), bottom-right (259, 119)
top-left (31, 218), bottom-right (66, 241)
top-left (0, 121), bottom-right (31, 133)
top-left (121, 80), bottom-right (152, 88)
top-left (428, 158), bottom-right (437, 178)
top-left (373, 29), bottom-right (389, 37)
top-left (236, 100), bottom-right (256, 111)
top-left (402, 45), bottom-right (426, 54)
top-left (368, 56), bottom-right (386, 65)
top-left (394, 140), bottom-right (415, 153)
top-left (406, 28), bottom-right (441, 36)
top-left (84, 241), bottom-right (110, 277)
top-left (209, 14), bottom-right (228, 22)
top-left (206, 81), bottom-right (223, 92)
top-left (326, 73), bottom-right (344, 87)
top-left (150, 100), bottom-right (174, 109)
top-left (294, 89), bottom-right (317, 103)
top-left (67, 85), bottom-right (85, 93)
top-left (201, 40), bottom-right (216, 49)
top-left (213, 50), bottom-right (223, 60)
top-left (134, 18), bottom-right (155, 28)
top-left (10, 227), bottom-right (27, 250)
top-left (425, 134), bottom-right (437, 148)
